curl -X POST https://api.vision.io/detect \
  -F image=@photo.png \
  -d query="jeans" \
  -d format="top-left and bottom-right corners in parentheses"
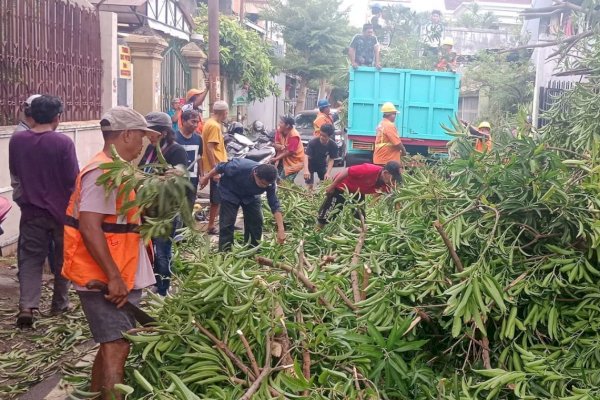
top-left (17, 216), bottom-right (70, 311)
top-left (219, 198), bottom-right (263, 251)
top-left (152, 219), bottom-right (177, 296)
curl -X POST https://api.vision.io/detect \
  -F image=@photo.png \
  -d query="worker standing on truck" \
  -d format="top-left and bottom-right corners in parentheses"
top-left (435, 38), bottom-right (457, 73)
top-left (348, 23), bottom-right (381, 69)
top-left (373, 102), bottom-right (407, 165)
top-left (313, 99), bottom-right (334, 137)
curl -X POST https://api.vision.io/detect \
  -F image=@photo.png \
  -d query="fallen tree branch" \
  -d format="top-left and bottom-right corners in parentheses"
top-left (256, 256), bottom-right (334, 310)
top-left (433, 220), bottom-right (464, 273)
top-left (237, 330), bottom-right (260, 378)
top-left (481, 336), bottom-right (492, 369)
top-left (296, 310), bottom-right (311, 398)
top-left (194, 321), bottom-right (256, 381)
top-left (350, 217), bottom-right (368, 303)
top-left (361, 265), bottom-right (371, 301)
top-left (497, 31), bottom-right (593, 54)
top-left (240, 335), bottom-right (272, 400)
top-left (334, 286), bottom-right (357, 311)
top-left (320, 255), bottom-right (336, 266)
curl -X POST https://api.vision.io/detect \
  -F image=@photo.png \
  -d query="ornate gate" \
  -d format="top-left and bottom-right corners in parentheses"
top-left (161, 41), bottom-right (190, 112)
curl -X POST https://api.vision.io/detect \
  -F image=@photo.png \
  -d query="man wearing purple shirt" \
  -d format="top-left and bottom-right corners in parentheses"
top-left (9, 95), bottom-right (79, 329)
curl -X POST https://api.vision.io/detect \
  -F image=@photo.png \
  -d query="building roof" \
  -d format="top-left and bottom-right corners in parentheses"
top-left (90, 0), bottom-right (195, 40)
top-left (445, 0), bottom-right (531, 11)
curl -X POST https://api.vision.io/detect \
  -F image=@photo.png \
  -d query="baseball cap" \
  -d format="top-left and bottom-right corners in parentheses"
top-left (145, 111), bottom-right (172, 129)
top-left (24, 94), bottom-right (42, 106)
top-left (100, 106), bottom-right (160, 134)
top-left (186, 88), bottom-right (203, 102)
top-left (213, 101), bottom-right (229, 111)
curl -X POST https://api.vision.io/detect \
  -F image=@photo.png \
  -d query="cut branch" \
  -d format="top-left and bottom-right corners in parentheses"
top-left (237, 330), bottom-right (260, 378)
top-left (256, 256), bottom-right (334, 310)
top-left (240, 335), bottom-right (272, 400)
top-left (433, 220), bottom-right (464, 273)
top-left (194, 321), bottom-right (256, 381)
top-left (497, 31), bottom-right (593, 54)
top-left (334, 286), bottom-right (358, 311)
top-left (350, 217), bottom-right (368, 303)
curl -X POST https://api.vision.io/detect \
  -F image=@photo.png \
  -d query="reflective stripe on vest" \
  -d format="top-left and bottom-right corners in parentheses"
top-left (64, 215), bottom-right (140, 234)
top-left (61, 151), bottom-right (141, 290)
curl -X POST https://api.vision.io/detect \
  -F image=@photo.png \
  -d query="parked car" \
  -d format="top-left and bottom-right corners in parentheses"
top-left (294, 109), bottom-right (346, 166)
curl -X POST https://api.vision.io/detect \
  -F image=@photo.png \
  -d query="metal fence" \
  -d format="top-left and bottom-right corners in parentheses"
top-left (161, 42), bottom-right (190, 112)
top-left (538, 80), bottom-right (574, 127)
top-left (0, 0), bottom-right (102, 125)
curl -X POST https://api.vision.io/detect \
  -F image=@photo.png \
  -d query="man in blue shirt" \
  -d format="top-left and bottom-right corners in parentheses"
top-left (200, 159), bottom-right (286, 251)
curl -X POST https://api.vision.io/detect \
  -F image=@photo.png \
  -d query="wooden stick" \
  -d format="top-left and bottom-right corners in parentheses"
top-left (353, 366), bottom-right (364, 400)
top-left (334, 287), bottom-right (357, 311)
top-left (433, 220), bottom-right (464, 273)
top-left (481, 336), bottom-right (492, 369)
top-left (194, 321), bottom-right (256, 380)
top-left (256, 256), bottom-right (334, 310)
top-left (361, 265), bottom-right (371, 301)
top-left (237, 330), bottom-right (260, 378)
top-left (240, 335), bottom-right (272, 400)
top-left (296, 310), bottom-right (311, 397)
top-left (320, 255), bottom-right (336, 266)
top-left (350, 218), bottom-right (367, 303)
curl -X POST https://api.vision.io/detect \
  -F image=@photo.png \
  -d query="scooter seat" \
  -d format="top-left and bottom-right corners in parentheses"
top-left (246, 148), bottom-right (274, 162)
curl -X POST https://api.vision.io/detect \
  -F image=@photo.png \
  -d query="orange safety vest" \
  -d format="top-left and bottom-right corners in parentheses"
top-left (313, 112), bottom-right (333, 137)
top-left (62, 152), bottom-right (141, 290)
top-left (475, 136), bottom-right (492, 153)
top-left (373, 118), bottom-right (402, 165)
top-left (276, 128), bottom-right (305, 176)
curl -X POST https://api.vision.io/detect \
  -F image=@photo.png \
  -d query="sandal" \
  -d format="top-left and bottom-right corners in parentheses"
top-left (16, 309), bottom-right (34, 329)
top-left (207, 227), bottom-right (219, 235)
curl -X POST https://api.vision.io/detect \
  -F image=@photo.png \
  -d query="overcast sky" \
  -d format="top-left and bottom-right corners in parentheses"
top-left (342, 0), bottom-right (446, 27)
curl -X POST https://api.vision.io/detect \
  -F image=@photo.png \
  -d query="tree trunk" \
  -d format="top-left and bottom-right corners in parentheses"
top-left (296, 79), bottom-right (308, 113)
top-left (318, 79), bottom-right (327, 101)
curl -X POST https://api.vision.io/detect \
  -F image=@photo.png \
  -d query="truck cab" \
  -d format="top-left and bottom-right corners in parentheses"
top-left (346, 67), bottom-right (460, 165)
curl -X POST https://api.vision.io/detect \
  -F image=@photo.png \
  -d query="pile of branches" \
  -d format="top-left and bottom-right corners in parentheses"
top-left (64, 120), bottom-right (600, 399)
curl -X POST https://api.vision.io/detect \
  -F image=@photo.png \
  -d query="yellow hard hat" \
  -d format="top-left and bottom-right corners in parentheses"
top-left (381, 102), bottom-right (399, 113)
top-left (442, 37), bottom-right (454, 46)
top-left (478, 121), bottom-right (491, 129)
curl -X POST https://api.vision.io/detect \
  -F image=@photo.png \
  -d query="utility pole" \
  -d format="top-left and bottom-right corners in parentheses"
top-left (208, 0), bottom-right (221, 111)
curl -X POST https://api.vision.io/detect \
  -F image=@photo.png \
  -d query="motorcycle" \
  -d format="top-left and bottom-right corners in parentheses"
top-left (0, 196), bottom-right (12, 237)
top-left (224, 122), bottom-right (275, 164)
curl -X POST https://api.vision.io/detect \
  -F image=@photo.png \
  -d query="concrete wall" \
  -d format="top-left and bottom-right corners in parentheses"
top-left (0, 122), bottom-right (107, 255)
top-left (246, 73), bottom-right (286, 130)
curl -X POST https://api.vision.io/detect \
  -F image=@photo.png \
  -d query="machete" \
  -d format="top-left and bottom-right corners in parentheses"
top-left (86, 280), bottom-right (157, 327)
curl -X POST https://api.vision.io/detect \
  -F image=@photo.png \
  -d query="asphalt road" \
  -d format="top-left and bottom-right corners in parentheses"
top-left (291, 166), bottom-right (344, 188)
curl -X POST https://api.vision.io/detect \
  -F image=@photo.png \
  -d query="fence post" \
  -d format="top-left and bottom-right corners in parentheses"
top-left (125, 34), bottom-right (168, 115)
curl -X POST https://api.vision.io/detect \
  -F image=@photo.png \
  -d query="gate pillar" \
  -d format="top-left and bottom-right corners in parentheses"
top-left (181, 42), bottom-right (208, 92)
top-left (126, 34), bottom-right (168, 115)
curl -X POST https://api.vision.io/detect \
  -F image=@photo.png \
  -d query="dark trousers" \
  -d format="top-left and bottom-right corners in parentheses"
top-left (18, 216), bottom-right (70, 311)
top-left (219, 198), bottom-right (263, 251)
top-left (317, 190), bottom-right (365, 225)
top-left (152, 219), bottom-right (177, 296)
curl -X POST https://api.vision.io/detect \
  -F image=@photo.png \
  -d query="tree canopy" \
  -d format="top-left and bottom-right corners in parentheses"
top-left (195, 6), bottom-right (279, 102)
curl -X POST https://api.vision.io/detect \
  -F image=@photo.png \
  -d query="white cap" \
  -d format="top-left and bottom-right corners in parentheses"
top-left (213, 101), bottom-right (229, 111)
top-left (24, 94), bottom-right (42, 106)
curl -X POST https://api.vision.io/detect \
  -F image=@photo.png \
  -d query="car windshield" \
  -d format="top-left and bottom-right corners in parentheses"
top-left (295, 113), bottom-right (316, 129)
